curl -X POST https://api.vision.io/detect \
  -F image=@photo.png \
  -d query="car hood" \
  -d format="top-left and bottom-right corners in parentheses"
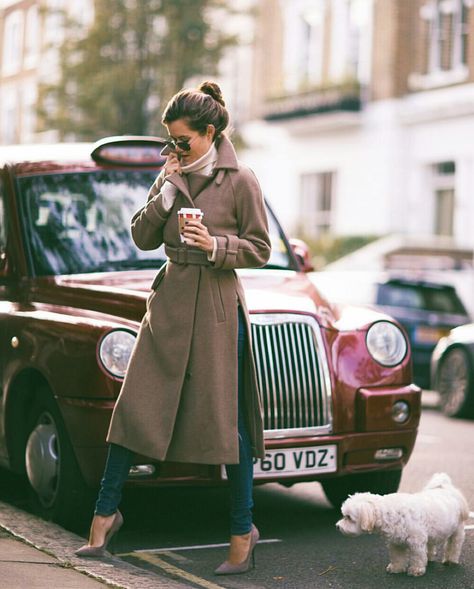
top-left (36, 268), bottom-right (388, 330)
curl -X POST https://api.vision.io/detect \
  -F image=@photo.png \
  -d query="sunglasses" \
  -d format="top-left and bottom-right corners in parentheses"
top-left (164, 134), bottom-right (199, 152)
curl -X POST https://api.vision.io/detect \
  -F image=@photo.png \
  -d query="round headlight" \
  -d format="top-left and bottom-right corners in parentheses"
top-left (366, 321), bottom-right (407, 367)
top-left (98, 329), bottom-right (137, 378)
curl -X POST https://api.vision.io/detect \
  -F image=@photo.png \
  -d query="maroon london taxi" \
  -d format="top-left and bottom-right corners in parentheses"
top-left (0, 137), bottom-right (421, 527)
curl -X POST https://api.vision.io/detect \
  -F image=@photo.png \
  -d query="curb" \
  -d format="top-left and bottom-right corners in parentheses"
top-left (0, 501), bottom-right (193, 589)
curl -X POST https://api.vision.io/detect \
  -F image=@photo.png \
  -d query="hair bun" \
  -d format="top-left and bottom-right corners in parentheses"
top-left (198, 81), bottom-right (226, 107)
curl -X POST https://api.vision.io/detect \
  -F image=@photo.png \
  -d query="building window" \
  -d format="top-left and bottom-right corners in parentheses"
top-left (2, 10), bottom-right (24, 76)
top-left (300, 171), bottom-right (334, 237)
top-left (432, 161), bottom-right (456, 237)
top-left (298, 7), bottom-right (324, 88)
top-left (24, 5), bottom-right (40, 68)
top-left (421, 0), bottom-right (470, 74)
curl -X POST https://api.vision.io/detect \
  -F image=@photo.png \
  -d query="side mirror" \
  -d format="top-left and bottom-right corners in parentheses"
top-left (289, 238), bottom-right (314, 273)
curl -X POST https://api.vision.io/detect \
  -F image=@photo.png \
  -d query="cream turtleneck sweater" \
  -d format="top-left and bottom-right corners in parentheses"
top-left (161, 143), bottom-right (218, 210)
top-left (161, 142), bottom-right (219, 260)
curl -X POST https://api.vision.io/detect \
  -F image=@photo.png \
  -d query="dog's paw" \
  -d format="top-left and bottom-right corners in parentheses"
top-left (442, 559), bottom-right (459, 566)
top-left (386, 563), bottom-right (406, 574)
top-left (407, 566), bottom-right (426, 577)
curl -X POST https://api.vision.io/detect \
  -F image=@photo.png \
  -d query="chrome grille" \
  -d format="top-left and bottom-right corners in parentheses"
top-left (250, 314), bottom-right (332, 438)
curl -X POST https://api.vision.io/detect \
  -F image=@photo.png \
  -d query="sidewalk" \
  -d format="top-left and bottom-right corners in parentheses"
top-left (0, 528), bottom-right (109, 588)
top-left (0, 501), bottom-right (193, 589)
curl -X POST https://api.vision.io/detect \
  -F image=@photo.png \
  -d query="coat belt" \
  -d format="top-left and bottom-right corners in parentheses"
top-left (165, 245), bottom-right (212, 266)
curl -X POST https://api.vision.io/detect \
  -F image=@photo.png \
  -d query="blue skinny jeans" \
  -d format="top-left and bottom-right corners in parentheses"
top-left (95, 306), bottom-right (254, 535)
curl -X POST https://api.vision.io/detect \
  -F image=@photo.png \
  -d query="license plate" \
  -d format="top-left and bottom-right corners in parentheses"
top-left (414, 326), bottom-right (449, 344)
top-left (221, 445), bottom-right (337, 479)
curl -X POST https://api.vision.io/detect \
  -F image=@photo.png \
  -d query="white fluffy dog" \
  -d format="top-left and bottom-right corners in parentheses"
top-left (336, 473), bottom-right (469, 577)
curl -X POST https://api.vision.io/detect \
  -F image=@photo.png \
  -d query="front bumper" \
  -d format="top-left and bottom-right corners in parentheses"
top-left (58, 384), bottom-right (421, 488)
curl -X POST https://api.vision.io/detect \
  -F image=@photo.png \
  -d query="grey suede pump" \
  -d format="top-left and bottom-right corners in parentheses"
top-left (214, 524), bottom-right (259, 575)
top-left (75, 510), bottom-right (123, 557)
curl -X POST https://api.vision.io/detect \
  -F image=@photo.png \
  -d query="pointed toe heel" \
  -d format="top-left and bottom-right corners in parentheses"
top-left (214, 524), bottom-right (259, 575)
top-left (75, 510), bottom-right (123, 558)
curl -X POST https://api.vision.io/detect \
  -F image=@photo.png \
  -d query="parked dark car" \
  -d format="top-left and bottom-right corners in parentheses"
top-left (431, 323), bottom-right (474, 418)
top-left (310, 271), bottom-right (470, 389)
top-left (0, 138), bottom-right (421, 527)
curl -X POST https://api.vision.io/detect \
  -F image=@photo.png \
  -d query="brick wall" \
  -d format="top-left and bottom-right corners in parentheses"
top-left (371, 0), bottom-right (419, 100)
top-left (372, 0), bottom-right (474, 99)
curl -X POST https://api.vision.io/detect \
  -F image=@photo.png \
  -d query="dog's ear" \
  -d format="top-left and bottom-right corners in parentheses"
top-left (359, 503), bottom-right (376, 532)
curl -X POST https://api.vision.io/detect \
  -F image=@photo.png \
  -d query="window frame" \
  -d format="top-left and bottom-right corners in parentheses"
top-left (300, 170), bottom-right (335, 238)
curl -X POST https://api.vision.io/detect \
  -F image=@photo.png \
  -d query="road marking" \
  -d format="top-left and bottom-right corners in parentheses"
top-left (465, 525), bottom-right (474, 530)
top-left (160, 550), bottom-right (190, 563)
top-left (126, 537), bottom-right (282, 554)
top-left (129, 551), bottom-right (227, 589)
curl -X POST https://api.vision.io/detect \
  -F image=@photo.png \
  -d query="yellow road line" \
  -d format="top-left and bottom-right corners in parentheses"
top-left (129, 551), bottom-right (227, 589)
top-left (161, 550), bottom-right (190, 563)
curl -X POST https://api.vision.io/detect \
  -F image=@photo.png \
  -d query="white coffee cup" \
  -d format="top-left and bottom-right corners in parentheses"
top-left (178, 207), bottom-right (203, 243)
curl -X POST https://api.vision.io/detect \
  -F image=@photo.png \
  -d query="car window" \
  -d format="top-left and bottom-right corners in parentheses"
top-left (265, 207), bottom-right (293, 270)
top-left (17, 170), bottom-right (293, 276)
top-left (18, 170), bottom-right (160, 276)
top-left (378, 284), bottom-right (424, 309)
top-left (378, 283), bottom-right (466, 314)
top-left (423, 288), bottom-right (466, 314)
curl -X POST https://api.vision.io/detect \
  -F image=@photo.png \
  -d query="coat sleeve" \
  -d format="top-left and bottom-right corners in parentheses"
top-left (130, 172), bottom-right (171, 251)
top-left (213, 165), bottom-right (271, 270)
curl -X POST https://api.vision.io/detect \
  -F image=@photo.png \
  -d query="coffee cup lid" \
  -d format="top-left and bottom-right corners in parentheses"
top-left (178, 207), bottom-right (203, 215)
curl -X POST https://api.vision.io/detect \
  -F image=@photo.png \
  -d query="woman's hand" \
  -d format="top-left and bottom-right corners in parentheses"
top-left (182, 219), bottom-right (214, 253)
top-left (164, 152), bottom-right (182, 177)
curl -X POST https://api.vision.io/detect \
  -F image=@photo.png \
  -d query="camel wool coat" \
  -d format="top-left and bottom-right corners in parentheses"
top-left (106, 135), bottom-right (272, 464)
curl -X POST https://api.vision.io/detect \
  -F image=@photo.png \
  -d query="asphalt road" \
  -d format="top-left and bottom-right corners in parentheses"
top-left (0, 406), bottom-right (473, 589)
top-left (111, 407), bottom-right (474, 589)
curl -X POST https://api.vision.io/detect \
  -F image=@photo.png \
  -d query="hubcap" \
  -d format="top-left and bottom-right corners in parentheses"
top-left (439, 349), bottom-right (469, 416)
top-left (25, 411), bottom-right (59, 508)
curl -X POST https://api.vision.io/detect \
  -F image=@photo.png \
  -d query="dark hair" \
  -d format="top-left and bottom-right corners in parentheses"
top-left (162, 81), bottom-right (229, 139)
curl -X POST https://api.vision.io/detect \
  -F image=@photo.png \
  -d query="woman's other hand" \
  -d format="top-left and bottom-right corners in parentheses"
top-left (182, 219), bottom-right (214, 253)
top-left (164, 152), bottom-right (182, 177)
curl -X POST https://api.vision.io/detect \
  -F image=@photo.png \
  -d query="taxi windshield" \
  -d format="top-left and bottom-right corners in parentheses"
top-left (17, 170), bottom-right (293, 276)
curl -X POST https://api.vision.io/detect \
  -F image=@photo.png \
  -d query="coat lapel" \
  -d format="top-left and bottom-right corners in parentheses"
top-left (165, 135), bottom-right (239, 205)
top-left (166, 172), bottom-right (194, 206)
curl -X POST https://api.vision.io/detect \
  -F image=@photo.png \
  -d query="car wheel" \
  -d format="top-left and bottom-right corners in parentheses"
top-left (437, 347), bottom-right (474, 419)
top-left (322, 469), bottom-right (402, 510)
top-left (25, 388), bottom-right (94, 530)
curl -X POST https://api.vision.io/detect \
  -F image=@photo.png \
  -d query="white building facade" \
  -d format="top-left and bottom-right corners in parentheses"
top-left (0, 0), bottom-right (94, 144)
top-left (241, 0), bottom-right (474, 249)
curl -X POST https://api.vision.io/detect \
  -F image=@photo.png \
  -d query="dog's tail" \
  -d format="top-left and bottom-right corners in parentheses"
top-left (424, 472), bottom-right (453, 490)
top-left (425, 472), bottom-right (470, 521)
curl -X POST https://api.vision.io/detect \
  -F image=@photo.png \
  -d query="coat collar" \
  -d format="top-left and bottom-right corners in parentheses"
top-left (214, 135), bottom-right (239, 171)
top-left (165, 134), bottom-right (238, 202)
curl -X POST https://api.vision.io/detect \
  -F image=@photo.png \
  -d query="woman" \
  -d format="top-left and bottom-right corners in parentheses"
top-left (75, 81), bottom-right (271, 575)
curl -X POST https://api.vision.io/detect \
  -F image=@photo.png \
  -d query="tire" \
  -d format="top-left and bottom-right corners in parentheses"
top-left (437, 347), bottom-right (474, 418)
top-left (322, 469), bottom-right (402, 510)
top-left (25, 388), bottom-right (94, 530)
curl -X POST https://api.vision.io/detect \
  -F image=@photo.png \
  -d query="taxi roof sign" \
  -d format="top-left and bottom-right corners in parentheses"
top-left (91, 136), bottom-right (167, 166)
